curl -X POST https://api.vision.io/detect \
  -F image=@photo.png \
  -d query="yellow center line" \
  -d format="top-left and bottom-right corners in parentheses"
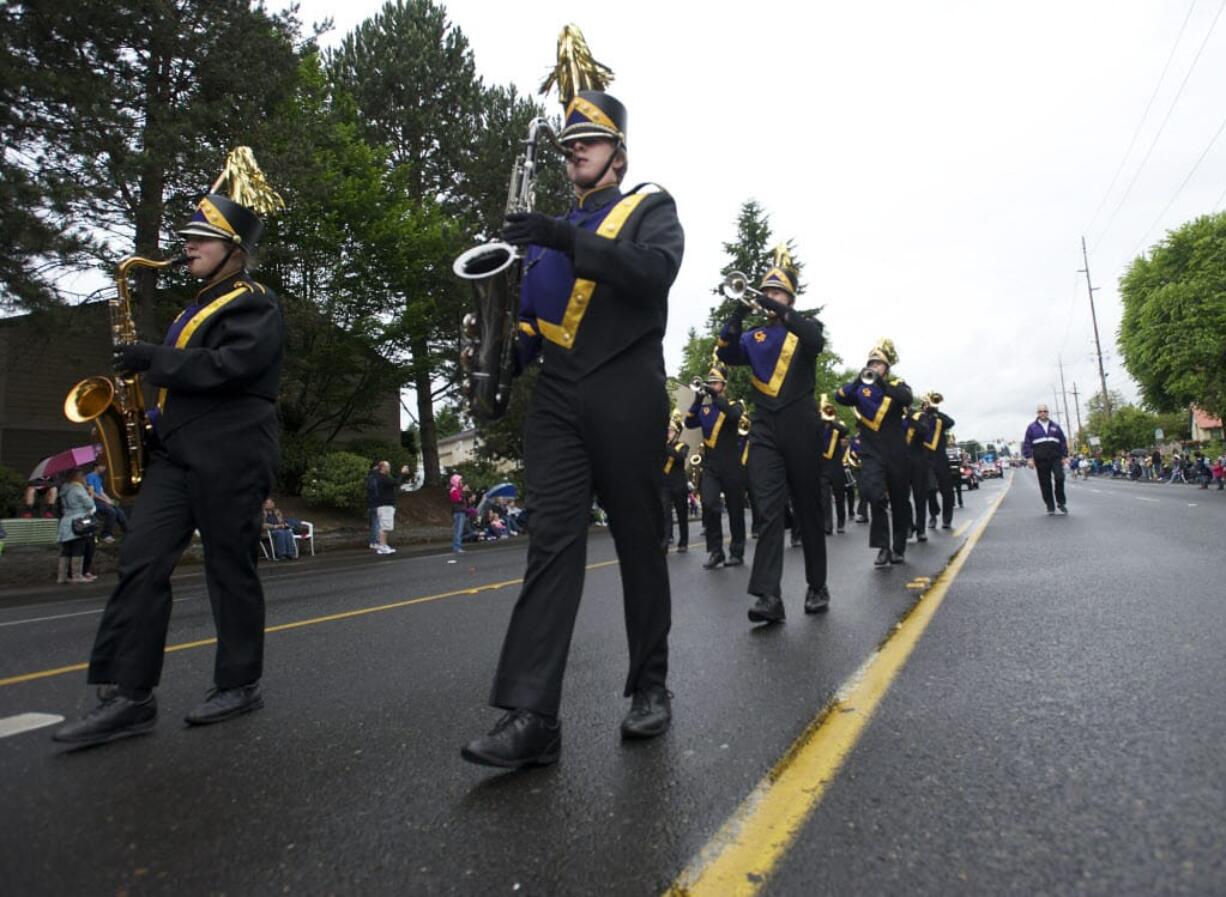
top-left (665, 478), bottom-right (1011, 897)
top-left (0, 560), bottom-right (620, 688)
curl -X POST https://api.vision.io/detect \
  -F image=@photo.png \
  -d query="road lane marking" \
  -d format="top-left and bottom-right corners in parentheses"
top-left (665, 478), bottom-right (1011, 897)
top-left (0, 596), bottom-right (199, 629)
top-left (1135, 497), bottom-right (1160, 503)
top-left (0, 561), bottom-right (619, 688)
top-left (0, 712), bottom-right (64, 738)
top-left (952, 521), bottom-right (969, 537)
top-left (1188, 503), bottom-right (1198, 507)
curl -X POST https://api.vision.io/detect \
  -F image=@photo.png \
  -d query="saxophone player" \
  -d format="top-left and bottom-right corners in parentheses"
top-left (716, 245), bottom-right (829, 623)
top-left (55, 151), bottom-right (284, 747)
top-left (661, 415), bottom-right (690, 553)
top-left (684, 366), bottom-right (748, 569)
top-left (462, 30), bottom-right (684, 769)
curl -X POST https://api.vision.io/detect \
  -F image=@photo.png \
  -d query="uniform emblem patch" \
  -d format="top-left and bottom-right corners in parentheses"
top-left (753, 331), bottom-right (767, 343)
top-left (861, 387), bottom-right (872, 398)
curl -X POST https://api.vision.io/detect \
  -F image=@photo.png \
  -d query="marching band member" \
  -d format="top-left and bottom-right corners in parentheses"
top-left (717, 245), bottom-right (829, 622)
top-left (462, 30), bottom-right (684, 769)
top-left (662, 414), bottom-right (690, 553)
top-left (684, 366), bottom-right (747, 569)
top-left (920, 393), bottom-right (957, 529)
top-left (904, 405), bottom-right (931, 543)
top-left (835, 339), bottom-right (913, 567)
top-left (55, 150), bottom-right (285, 746)
top-left (818, 396), bottom-right (849, 535)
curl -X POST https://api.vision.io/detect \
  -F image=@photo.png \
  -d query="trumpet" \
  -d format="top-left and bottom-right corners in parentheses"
top-left (720, 270), bottom-right (769, 313)
top-left (859, 367), bottom-right (880, 386)
top-left (690, 376), bottom-right (708, 394)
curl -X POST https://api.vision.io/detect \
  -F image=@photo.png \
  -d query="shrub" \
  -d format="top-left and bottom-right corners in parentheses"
top-left (302, 451), bottom-right (371, 515)
top-left (341, 437), bottom-right (415, 480)
top-left (0, 465), bottom-right (26, 517)
top-left (276, 431), bottom-right (324, 496)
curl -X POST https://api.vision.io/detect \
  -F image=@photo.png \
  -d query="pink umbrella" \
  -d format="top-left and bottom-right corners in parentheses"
top-left (29, 444), bottom-right (102, 482)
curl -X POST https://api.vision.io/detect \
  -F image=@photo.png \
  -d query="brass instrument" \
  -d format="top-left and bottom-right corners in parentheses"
top-left (720, 270), bottom-right (769, 313)
top-left (64, 253), bottom-right (187, 499)
top-left (859, 367), bottom-right (880, 386)
top-left (737, 411), bottom-right (751, 437)
top-left (454, 117), bottom-right (568, 421)
top-left (820, 392), bottom-right (837, 421)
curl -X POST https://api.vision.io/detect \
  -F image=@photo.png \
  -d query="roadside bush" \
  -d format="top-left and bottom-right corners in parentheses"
top-left (276, 431), bottom-right (324, 497)
top-left (342, 437), bottom-right (415, 480)
top-left (0, 465), bottom-right (26, 516)
top-left (302, 451), bottom-right (370, 515)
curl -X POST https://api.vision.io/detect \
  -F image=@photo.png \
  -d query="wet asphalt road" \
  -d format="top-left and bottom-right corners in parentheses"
top-left (0, 474), bottom-right (1221, 896)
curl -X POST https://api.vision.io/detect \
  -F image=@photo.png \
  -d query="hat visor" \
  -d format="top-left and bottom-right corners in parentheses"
top-left (559, 125), bottom-right (623, 145)
top-left (177, 223), bottom-right (240, 243)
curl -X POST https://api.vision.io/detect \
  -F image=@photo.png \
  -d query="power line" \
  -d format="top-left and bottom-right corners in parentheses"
top-left (1130, 109), bottom-right (1226, 257)
top-left (1091, 0), bottom-right (1226, 253)
top-left (1083, 0), bottom-right (1199, 237)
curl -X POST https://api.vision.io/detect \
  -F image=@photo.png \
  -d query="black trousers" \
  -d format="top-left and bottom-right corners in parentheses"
top-left (1034, 455), bottom-right (1067, 510)
top-left (927, 456), bottom-right (955, 526)
top-left (661, 487), bottom-right (689, 548)
top-left (846, 470), bottom-right (860, 519)
top-left (491, 358), bottom-right (670, 718)
top-left (747, 400), bottom-right (825, 598)
top-left (820, 467), bottom-right (846, 532)
top-left (700, 461), bottom-right (746, 555)
top-left (907, 452), bottom-right (930, 536)
top-left (88, 403), bottom-right (277, 692)
top-left (859, 449), bottom-right (911, 554)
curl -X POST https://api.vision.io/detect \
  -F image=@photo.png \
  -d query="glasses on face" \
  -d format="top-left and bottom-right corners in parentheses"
top-left (1037, 409), bottom-right (1048, 414)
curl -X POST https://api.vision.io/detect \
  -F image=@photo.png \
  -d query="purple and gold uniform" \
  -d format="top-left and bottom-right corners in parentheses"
top-left (920, 402), bottom-right (957, 527)
top-left (661, 437), bottom-right (690, 551)
top-left (819, 413), bottom-right (849, 534)
top-left (684, 380), bottom-right (746, 563)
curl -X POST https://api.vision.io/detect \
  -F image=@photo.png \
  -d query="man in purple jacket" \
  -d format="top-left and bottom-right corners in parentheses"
top-left (1021, 404), bottom-right (1068, 515)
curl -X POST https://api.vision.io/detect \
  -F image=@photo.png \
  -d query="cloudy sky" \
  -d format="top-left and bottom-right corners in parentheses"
top-left (293, 0), bottom-right (1226, 445)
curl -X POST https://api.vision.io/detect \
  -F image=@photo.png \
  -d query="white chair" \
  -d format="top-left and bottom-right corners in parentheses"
top-left (292, 520), bottom-right (315, 556)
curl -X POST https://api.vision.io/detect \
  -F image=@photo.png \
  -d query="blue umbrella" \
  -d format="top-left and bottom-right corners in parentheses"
top-left (476, 482), bottom-right (518, 518)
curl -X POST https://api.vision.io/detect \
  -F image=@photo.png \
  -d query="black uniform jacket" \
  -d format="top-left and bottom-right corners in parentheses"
top-left (662, 440), bottom-right (689, 491)
top-left (517, 184), bottom-right (685, 380)
top-left (716, 310), bottom-right (825, 412)
top-left (835, 375), bottom-right (913, 459)
top-left (684, 392), bottom-right (743, 468)
top-left (920, 409), bottom-right (956, 457)
top-left (147, 273), bottom-right (284, 440)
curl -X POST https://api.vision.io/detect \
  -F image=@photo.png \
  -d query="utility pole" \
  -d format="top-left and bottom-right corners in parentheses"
top-left (1070, 382), bottom-right (1084, 440)
top-left (1058, 356), bottom-right (1074, 439)
top-left (1052, 387), bottom-right (1066, 432)
top-left (1080, 236), bottom-right (1112, 418)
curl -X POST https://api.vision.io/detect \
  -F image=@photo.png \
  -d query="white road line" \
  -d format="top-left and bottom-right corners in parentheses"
top-left (1089, 489), bottom-right (1103, 493)
top-left (1189, 503), bottom-right (1198, 507)
top-left (0, 712), bottom-right (64, 739)
top-left (0, 595), bottom-right (197, 629)
top-left (1135, 497), bottom-right (1160, 503)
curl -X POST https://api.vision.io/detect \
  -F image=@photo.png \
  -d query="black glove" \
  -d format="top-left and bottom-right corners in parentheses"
top-left (756, 293), bottom-right (791, 319)
top-left (502, 212), bottom-right (576, 253)
top-left (728, 304), bottom-right (748, 326)
top-left (113, 342), bottom-right (156, 375)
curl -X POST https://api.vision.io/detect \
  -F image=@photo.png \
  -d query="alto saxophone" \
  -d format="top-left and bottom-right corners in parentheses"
top-left (64, 253), bottom-right (186, 499)
top-left (453, 118), bottom-right (566, 421)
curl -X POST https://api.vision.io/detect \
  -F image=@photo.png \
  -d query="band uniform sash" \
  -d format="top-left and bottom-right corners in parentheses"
top-left (156, 282), bottom-right (251, 412)
top-left (537, 192), bottom-right (650, 350)
top-left (750, 332), bottom-right (799, 398)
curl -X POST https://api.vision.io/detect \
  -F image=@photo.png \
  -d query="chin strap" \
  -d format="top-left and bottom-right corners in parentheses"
top-left (203, 243), bottom-right (238, 282)
top-left (577, 142), bottom-right (624, 190)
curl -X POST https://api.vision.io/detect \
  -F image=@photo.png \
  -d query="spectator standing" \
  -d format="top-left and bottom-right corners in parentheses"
top-left (85, 464), bottom-right (127, 543)
top-left (1021, 404), bottom-right (1069, 515)
top-left (449, 474), bottom-right (466, 554)
top-left (365, 462), bottom-right (382, 550)
top-left (57, 467), bottom-right (98, 583)
top-left (371, 461), bottom-right (410, 555)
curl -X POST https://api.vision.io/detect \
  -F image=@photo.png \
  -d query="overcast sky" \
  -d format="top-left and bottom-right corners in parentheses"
top-left (293, 0), bottom-right (1226, 445)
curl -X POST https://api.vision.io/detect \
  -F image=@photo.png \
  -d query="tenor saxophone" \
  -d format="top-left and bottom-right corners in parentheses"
top-left (64, 253), bottom-right (186, 499)
top-left (453, 118), bottom-right (565, 421)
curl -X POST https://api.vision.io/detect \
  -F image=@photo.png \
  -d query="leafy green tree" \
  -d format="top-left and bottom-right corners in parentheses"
top-left (1081, 402), bottom-right (1190, 455)
top-left (433, 404), bottom-right (468, 439)
top-left (1, 1), bottom-right (304, 329)
top-left (1119, 212), bottom-right (1226, 420)
top-left (960, 440), bottom-right (984, 460)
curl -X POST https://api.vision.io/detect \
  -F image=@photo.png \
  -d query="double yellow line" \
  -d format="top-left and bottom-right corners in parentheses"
top-left (0, 562), bottom-right (618, 688)
top-left (666, 480), bottom-right (1010, 896)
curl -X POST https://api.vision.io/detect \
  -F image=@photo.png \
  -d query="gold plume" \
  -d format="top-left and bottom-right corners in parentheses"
top-left (208, 147), bottom-right (285, 216)
top-left (539, 24), bottom-right (615, 104)
top-left (771, 242), bottom-right (797, 276)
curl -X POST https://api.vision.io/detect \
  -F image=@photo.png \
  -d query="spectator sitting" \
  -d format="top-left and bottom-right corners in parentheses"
top-left (85, 464), bottom-right (127, 543)
top-left (23, 476), bottom-right (59, 518)
top-left (486, 510), bottom-right (509, 540)
top-left (502, 499), bottom-right (524, 535)
top-left (262, 498), bottom-right (296, 559)
top-left (57, 467), bottom-right (97, 583)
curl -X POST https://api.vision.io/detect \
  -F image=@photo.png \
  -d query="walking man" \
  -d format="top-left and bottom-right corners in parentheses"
top-left (1021, 404), bottom-right (1068, 515)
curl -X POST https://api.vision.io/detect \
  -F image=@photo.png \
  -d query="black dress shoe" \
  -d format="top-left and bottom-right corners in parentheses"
top-left (890, 550), bottom-right (905, 564)
top-left (702, 551), bottom-right (725, 569)
top-left (804, 585), bottom-right (830, 614)
top-left (1058, 505), bottom-right (1068, 515)
top-left (928, 516), bottom-right (937, 529)
top-left (461, 709), bottom-right (561, 768)
top-left (184, 682), bottom-right (263, 726)
top-left (916, 532), bottom-right (927, 542)
top-left (874, 548), bottom-right (892, 567)
top-left (748, 593), bottom-right (785, 624)
top-left (824, 528), bottom-right (833, 536)
top-left (724, 550), bottom-right (744, 567)
top-left (836, 525), bottom-right (845, 533)
top-left (855, 515), bottom-right (868, 523)
top-left (676, 544), bottom-right (688, 553)
top-left (621, 688), bottom-right (672, 739)
top-left (52, 689), bottom-right (157, 746)
top-left (941, 523), bottom-right (952, 530)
